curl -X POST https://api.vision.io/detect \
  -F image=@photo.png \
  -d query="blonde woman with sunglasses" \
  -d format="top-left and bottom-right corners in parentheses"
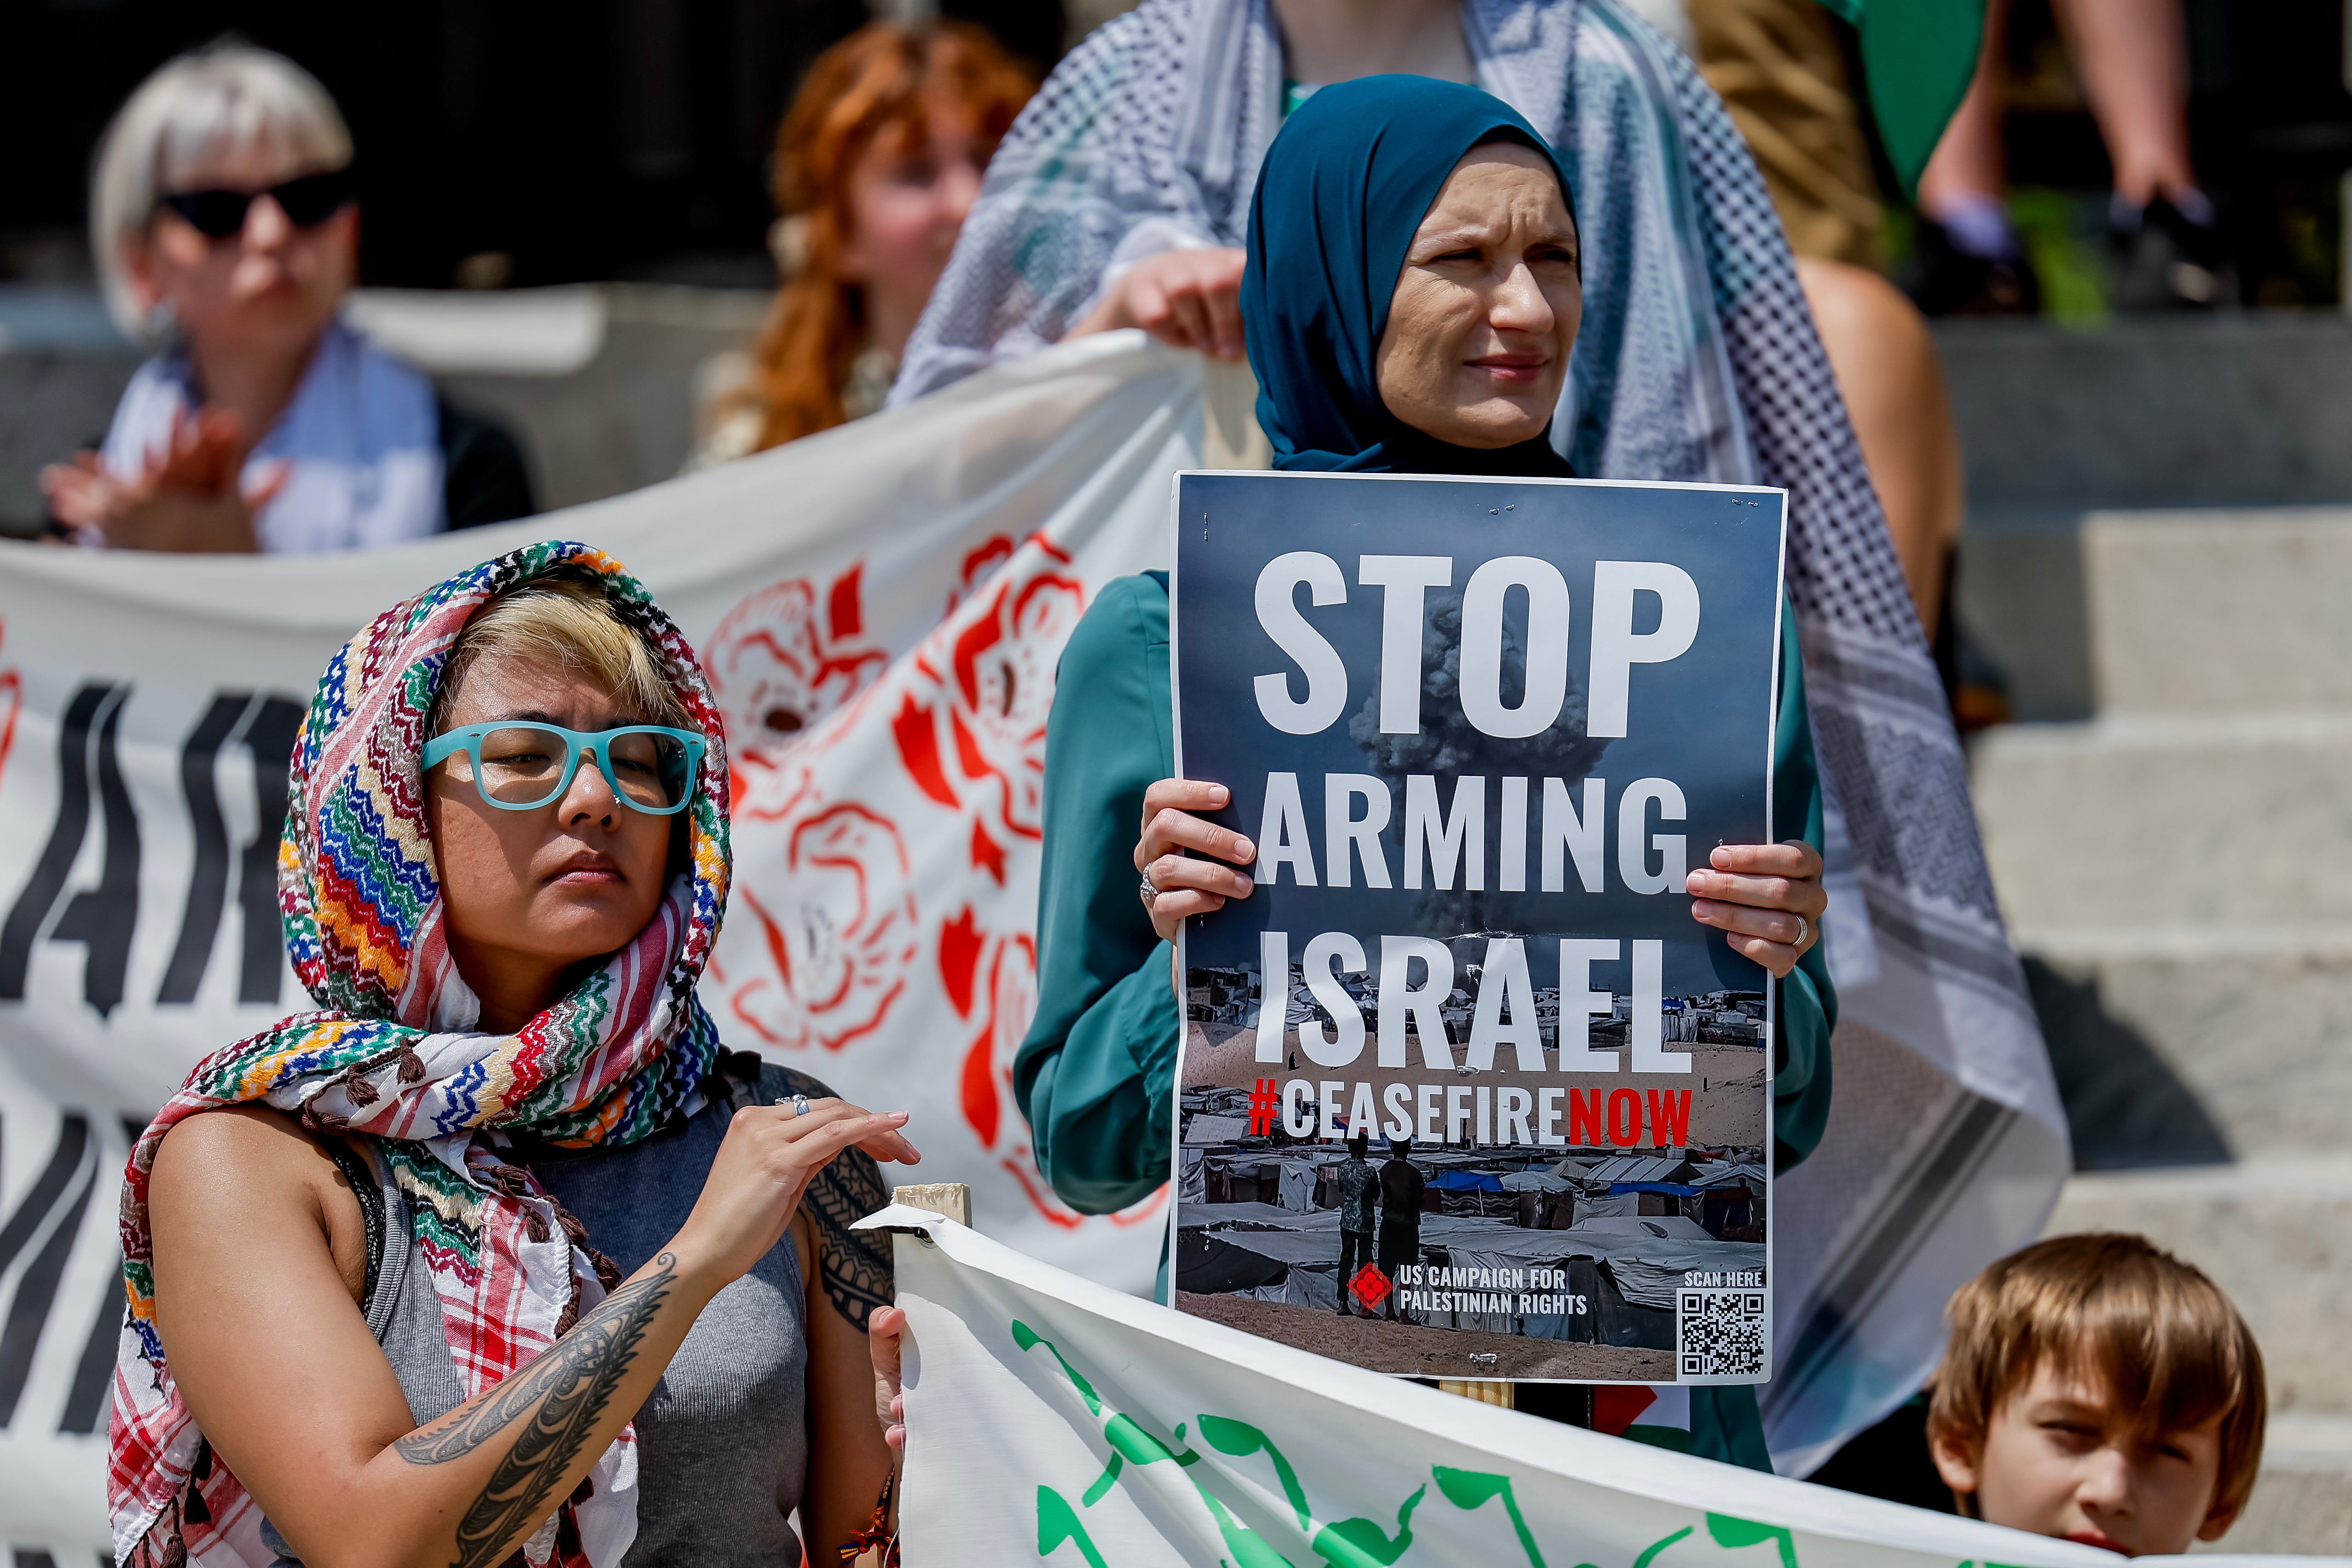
top-left (41, 43), bottom-right (534, 553)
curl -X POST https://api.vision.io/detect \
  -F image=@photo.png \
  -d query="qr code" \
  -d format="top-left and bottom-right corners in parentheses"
top-left (1677, 1289), bottom-right (1767, 1380)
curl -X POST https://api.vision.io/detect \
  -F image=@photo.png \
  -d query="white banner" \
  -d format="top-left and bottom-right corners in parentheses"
top-left (872, 1202), bottom-right (2336, 1568)
top-left (0, 330), bottom-right (2086, 1556)
top-left (0, 334), bottom-right (1205, 1554)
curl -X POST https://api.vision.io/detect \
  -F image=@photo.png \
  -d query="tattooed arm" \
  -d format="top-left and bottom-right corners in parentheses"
top-left (147, 1097), bottom-right (917, 1568)
top-left (760, 1064), bottom-right (897, 1554)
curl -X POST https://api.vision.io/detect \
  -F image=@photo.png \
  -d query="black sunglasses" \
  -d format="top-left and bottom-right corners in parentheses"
top-left (156, 167), bottom-right (355, 240)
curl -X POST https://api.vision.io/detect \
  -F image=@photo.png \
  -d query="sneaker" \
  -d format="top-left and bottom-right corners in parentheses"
top-left (1901, 218), bottom-right (2041, 317)
top-left (2109, 195), bottom-right (2231, 311)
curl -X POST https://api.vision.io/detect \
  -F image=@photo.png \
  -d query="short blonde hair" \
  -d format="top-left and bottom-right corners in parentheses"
top-left (1929, 1232), bottom-right (2267, 1527)
top-left (432, 578), bottom-right (693, 738)
top-left (91, 42), bottom-right (353, 340)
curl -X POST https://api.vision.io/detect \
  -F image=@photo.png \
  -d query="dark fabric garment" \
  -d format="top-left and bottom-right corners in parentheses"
top-left (1805, 1394), bottom-right (1956, 1512)
top-left (1332, 1155), bottom-right (1379, 1232)
top-left (1338, 1228), bottom-right (1372, 1294)
top-left (1378, 1153), bottom-right (1427, 1215)
top-left (435, 396), bottom-right (538, 531)
top-left (1375, 1217), bottom-right (1422, 1274)
top-left (1239, 74), bottom-right (1576, 479)
top-left (1377, 1157), bottom-right (1427, 1273)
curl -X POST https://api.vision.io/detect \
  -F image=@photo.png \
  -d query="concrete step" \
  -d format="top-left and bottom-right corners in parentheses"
top-left (2081, 507), bottom-right (2352, 716)
top-left (2010, 930), bottom-right (2352, 1166)
top-left (2043, 1158), bottom-right (2352, 1423)
top-left (1957, 504), bottom-right (2352, 725)
top-left (1937, 312), bottom-right (2352, 512)
top-left (1973, 712), bottom-right (2352, 929)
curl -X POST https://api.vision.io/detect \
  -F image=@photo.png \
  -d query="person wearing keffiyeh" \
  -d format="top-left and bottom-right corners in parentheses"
top-left (110, 541), bottom-right (917, 1568)
top-left (904, 0), bottom-right (2068, 1475)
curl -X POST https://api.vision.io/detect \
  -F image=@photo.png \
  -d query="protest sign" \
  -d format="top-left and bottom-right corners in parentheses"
top-left (872, 1201), bottom-right (2293, 1568)
top-left (1170, 471), bottom-right (1785, 1385)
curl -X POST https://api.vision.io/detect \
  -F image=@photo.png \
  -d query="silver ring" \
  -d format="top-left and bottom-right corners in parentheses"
top-left (1139, 874), bottom-right (1159, 909)
top-left (791, 1094), bottom-right (811, 1117)
top-left (1792, 915), bottom-right (1809, 950)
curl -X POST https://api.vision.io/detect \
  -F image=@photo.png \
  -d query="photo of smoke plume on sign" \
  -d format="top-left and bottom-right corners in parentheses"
top-left (1169, 471), bottom-right (1786, 1383)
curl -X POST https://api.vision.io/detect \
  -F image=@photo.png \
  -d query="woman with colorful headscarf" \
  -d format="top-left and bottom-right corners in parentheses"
top-left (112, 543), bottom-right (915, 1567)
top-left (1006, 74), bottom-right (1830, 1471)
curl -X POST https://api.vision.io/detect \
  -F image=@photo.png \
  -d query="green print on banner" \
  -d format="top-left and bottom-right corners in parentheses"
top-left (1010, 1319), bottom-right (1820, 1568)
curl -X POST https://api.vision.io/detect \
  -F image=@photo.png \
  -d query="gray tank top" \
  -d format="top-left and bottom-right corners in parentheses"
top-left (261, 1085), bottom-right (809, 1565)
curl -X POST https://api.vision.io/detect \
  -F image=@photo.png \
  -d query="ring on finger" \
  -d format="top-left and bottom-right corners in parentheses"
top-left (1139, 872), bottom-right (1159, 910)
top-left (791, 1094), bottom-right (811, 1117)
top-left (1791, 914), bottom-right (1809, 950)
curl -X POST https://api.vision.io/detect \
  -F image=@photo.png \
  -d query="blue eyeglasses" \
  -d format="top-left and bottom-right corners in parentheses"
top-left (422, 723), bottom-right (707, 815)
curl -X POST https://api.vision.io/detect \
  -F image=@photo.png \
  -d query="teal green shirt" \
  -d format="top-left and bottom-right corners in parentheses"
top-left (1014, 572), bottom-right (1835, 1470)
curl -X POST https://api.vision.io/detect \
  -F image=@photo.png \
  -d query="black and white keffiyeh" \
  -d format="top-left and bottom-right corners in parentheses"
top-left (899, 0), bottom-right (2070, 1474)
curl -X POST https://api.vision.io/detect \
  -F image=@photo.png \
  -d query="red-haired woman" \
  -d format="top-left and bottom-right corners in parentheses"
top-left (693, 21), bottom-right (1036, 463)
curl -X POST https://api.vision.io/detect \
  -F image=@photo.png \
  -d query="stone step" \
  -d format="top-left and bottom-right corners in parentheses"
top-left (2080, 507), bottom-right (2352, 716)
top-left (2010, 930), bottom-right (2352, 1167)
top-left (2043, 1159), bottom-right (2352, 1425)
top-left (1936, 313), bottom-right (2352, 512)
top-left (1956, 504), bottom-right (2352, 725)
top-left (1973, 712), bottom-right (2352, 929)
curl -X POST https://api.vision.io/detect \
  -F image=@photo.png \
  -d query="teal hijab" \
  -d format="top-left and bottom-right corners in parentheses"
top-left (1240, 75), bottom-right (1577, 478)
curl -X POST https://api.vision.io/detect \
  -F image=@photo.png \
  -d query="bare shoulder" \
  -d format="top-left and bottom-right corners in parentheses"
top-left (151, 1105), bottom-right (368, 1302)
top-left (153, 1103), bottom-right (342, 1200)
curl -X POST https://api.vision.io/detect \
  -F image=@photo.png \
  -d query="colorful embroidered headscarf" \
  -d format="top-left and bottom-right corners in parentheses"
top-left (110, 540), bottom-right (732, 1568)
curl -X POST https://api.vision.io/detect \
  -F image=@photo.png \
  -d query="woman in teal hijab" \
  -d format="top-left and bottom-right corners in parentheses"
top-left (1238, 75), bottom-right (1577, 479)
top-left (1014, 75), bottom-right (1833, 1471)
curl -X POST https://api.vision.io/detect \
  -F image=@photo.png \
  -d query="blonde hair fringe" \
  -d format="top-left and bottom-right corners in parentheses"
top-left (432, 579), bottom-right (691, 738)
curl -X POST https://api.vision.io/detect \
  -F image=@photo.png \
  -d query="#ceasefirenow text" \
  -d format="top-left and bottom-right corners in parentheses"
top-left (1270, 1076), bottom-right (1695, 1149)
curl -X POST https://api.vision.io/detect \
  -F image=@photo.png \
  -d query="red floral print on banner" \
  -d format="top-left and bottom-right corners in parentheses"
top-left (889, 535), bottom-right (1084, 881)
top-left (707, 564), bottom-right (888, 764)
top-left (938, 905), bottom-right (1037, 1151)
top-left (726, 801), bottom-right (919, 1053)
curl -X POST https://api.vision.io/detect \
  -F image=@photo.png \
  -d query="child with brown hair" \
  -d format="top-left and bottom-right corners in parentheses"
top-left (1927, 1232), bottom-right (2267, 1555)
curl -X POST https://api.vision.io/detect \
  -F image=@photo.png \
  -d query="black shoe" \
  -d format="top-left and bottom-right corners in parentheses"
top-left (1901, 219), bottom-right (2041, 317)
top-left (2109, 195), bottom-right (2231, 311)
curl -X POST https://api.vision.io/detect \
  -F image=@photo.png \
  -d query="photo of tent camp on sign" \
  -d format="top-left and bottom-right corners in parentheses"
top-left (1176, 965), bottom-right (1771, 1382)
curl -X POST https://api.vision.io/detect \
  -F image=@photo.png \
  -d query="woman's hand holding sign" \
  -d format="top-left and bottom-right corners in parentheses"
top-left (1136, 779), bottom-right (1257, 945)
top-left (1689, 840), bottom-right (1825, 979)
